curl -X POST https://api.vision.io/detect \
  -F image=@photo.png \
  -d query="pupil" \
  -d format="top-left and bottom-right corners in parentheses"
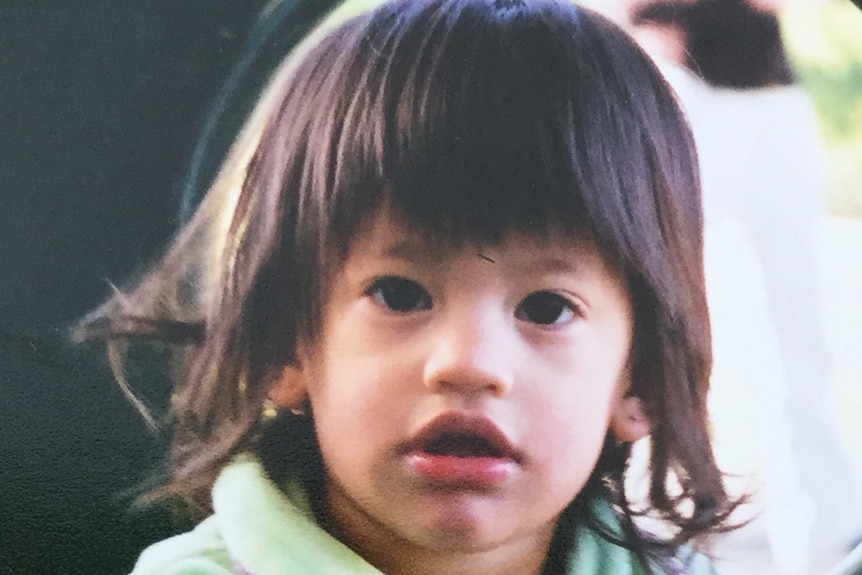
top-left (523, 293), bottom-right (564, 324)
top-left (382, 279), bottom-right (425, 312)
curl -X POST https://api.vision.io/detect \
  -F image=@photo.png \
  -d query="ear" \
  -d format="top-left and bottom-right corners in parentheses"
top-left (268, 364), bottom-right (309, 411)
top-left (609, 395), bottom-right (652, 443)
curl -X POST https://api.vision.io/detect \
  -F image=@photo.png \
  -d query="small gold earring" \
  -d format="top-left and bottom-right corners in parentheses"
top-left (290, 407), bottom-right (306, 417)
top-left (262, 399), bottom-right (279, 419)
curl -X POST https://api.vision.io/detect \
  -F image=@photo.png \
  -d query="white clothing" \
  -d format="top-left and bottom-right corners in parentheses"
top-left (658, 62), bottom-right (861, 571)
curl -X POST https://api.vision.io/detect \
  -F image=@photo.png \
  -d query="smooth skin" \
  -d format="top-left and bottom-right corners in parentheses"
top-left (272, 206), bottom-right (651, 575)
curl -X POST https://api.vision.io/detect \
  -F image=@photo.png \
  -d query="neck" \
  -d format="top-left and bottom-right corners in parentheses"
top-left (362, 536), bottom-right (552, 575)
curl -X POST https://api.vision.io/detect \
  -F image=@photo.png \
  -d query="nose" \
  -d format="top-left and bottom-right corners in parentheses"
top-left (422, 304), bottom-right (516, 397)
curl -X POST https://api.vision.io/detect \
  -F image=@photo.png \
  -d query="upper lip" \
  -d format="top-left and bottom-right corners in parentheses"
top-left (400, 412), bottom-right (522, 462)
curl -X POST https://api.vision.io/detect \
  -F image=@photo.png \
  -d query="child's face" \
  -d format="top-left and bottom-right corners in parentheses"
top-left (276, 206), bottom-right (641, 567)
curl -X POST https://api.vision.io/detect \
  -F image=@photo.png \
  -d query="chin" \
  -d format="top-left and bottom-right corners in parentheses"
top-left (402, 502), bottom-right (517, 553)
top-left (414, 527), bottom-right (504, 554)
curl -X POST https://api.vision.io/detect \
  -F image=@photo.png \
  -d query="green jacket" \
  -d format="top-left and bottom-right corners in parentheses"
top-left (130, 454), bottom-right (718, 575)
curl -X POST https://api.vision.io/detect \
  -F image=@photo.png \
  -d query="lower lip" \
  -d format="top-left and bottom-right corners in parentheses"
top-left (405, 452), bottom-right (517, 487)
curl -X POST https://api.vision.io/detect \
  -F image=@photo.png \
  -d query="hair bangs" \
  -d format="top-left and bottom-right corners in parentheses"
top-left (312, 0), bottom-right (608, 256)
top-left (292, 0), bottom-right (693, 289)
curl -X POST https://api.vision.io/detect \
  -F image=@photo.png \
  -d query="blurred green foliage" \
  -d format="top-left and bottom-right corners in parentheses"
top-left (783, 0), bottom-right (862, 217)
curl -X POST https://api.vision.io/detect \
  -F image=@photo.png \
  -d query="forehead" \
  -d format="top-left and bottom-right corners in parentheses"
top-left (345, 203), bottom-right (605, 270)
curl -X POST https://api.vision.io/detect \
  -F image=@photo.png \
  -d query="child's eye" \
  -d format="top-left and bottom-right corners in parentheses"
top-left (365, 277), bottom-right (432, 313)
top-left (515, 291), bottom-right (578, 326)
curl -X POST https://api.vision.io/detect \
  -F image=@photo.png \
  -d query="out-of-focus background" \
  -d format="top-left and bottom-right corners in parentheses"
top-left (708, 2), bottom-right (862, 572)
top-left (784, 1), bottom-right (862, 218)
top-left (592, 1), bottom-right (862, 573)
top-left (0, 1), bottom-right (859, 574)
top-left (619, 1), bottom-right (862, 573)
top-left (0, 3), bottom-right (269, 573)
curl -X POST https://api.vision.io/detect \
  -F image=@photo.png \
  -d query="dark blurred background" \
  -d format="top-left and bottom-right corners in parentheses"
top-left (0, 2), bottom-right (266, 573)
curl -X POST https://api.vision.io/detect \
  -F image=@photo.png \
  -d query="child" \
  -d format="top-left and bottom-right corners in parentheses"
top-left (78, 1), bottom-right (741, 573)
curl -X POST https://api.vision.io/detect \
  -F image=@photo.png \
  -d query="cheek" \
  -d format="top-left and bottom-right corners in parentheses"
top-left (309, 383), bottom-right (380, 487)
top-left (530, 389), bottom-right (615, 456)
top-left (527, 404), bottom-right (613, 506)
top-left (305, 354), bottom-right (410, 457)
top-left (522, 360), bottom-right (625, 486)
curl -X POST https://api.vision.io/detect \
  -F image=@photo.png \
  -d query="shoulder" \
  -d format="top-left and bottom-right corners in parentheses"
top-left (129, 517), bottom-right (237, 575)
top-left (128, 454), bottom-right (381, 575)
top-left (569, 498), bottom-right (720, 575)
top-left (571, 531), bottom-right (719, 575)
top-left (661, 547), bottom-right (720, 575)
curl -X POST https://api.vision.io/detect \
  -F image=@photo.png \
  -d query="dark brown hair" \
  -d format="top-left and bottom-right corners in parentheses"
top-left (633, 0), bottom-right (796, 88)
top-left (78, 0), bottom-right (740, 569)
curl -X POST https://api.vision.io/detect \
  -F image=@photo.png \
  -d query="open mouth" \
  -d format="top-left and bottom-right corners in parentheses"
top-left (403, 412), bottom-right (520, 462)
top-left (403, 413), bottom-right (519, 486)
top-left (423, 432), bottom-right (504, 458)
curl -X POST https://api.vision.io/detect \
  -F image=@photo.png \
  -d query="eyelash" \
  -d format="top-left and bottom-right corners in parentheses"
top-left (364, 276), bottom-right (581, 326)
top-left (515, 291), bottom-right (579, 326)
top-left (365, 277), bottom-right (432, 313)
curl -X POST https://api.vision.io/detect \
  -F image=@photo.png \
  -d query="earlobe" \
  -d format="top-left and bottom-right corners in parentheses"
top-left (268, 365), bottom-right (309, 411)
top-left (610, 395), bottom-right (652, 443)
